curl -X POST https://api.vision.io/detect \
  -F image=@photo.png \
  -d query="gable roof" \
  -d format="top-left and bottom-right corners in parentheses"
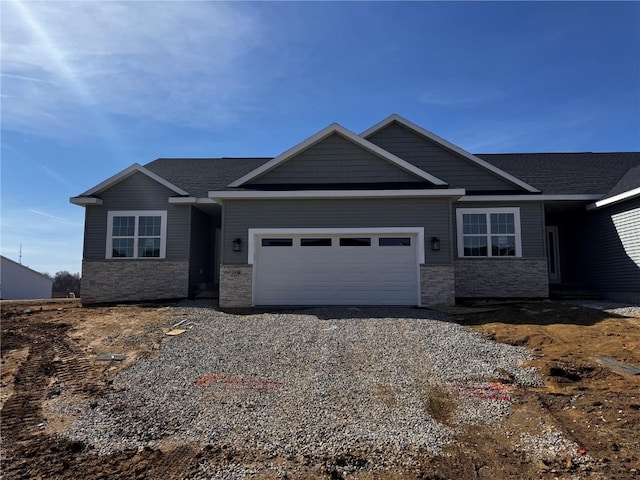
top-left (478, 152), bottom-right (640, 196)
top-left (227, 123), bottom-right (448, 188)
top-left (1, 255), bottom-right (53, 282)
top-left (71, 163), bottom-right (189, 205)
top-left (361, 114), bottom-right (540, 193)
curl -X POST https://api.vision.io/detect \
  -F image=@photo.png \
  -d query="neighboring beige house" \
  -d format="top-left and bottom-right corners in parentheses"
top-left (0, 255), bottom-right (53, 300)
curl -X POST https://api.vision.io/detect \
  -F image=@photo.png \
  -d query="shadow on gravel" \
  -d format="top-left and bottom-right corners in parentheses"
top-left (220, 301), bottom-right (624, 326)
top-left (452, 301), bottom-right (626, 327)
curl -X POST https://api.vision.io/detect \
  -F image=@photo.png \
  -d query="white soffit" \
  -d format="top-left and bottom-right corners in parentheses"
top-left (587, 187), bottom-right (640, 210)
top-left (209, 188), bottom-right (465, 200)
top-left (361, 114), bottom-right (541, 193)
top-left (227, 123), bottom-right (448, 187)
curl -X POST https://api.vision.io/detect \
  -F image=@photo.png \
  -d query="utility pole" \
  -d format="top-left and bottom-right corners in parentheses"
top-left (19, 244), bottom-right (22, 264)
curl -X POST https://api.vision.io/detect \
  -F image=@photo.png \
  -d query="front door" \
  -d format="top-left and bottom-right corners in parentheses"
top-left (546, 226), bottom-right (560, 283)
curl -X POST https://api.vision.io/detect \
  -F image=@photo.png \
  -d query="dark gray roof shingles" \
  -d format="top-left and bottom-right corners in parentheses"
top-left (476, 152), bottom-right (640, 195)
top-left (601, 164), bottom-right (640, 199)
top-left (144, 158), bottom-right (271, 197)
top-left (145, 153), bottom-right (640, 198)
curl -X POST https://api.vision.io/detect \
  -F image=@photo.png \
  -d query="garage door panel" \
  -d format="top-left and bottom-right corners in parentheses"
top-left (254, 233), bottom-right (419, 305)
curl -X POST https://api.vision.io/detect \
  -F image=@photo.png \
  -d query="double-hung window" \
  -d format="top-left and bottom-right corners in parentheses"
top-left (106, 211), bottom-right (167, 259)
top-left (456, 208), bottom-right (522, 257)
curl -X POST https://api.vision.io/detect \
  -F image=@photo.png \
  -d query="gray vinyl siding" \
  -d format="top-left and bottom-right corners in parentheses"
top-left (250, 133), bottom-right (424, 185)
top-left (367, 123), bottom-right (521, 191)
top-left (452, 201), bottom-right (545, 258)
top-left (581, 198), bottom-right (640, 298)
top-left (222, 198), bottom-right (452, 265)
top-left (83, 172), bottom-right (190, 260)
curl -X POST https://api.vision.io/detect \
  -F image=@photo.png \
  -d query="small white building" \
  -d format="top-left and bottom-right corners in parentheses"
top-left (0, 256), bottom-right (53, 300)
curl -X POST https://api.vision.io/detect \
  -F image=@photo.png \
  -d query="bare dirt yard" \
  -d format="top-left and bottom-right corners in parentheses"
top-left (1, 299), bottom-right (639, 479)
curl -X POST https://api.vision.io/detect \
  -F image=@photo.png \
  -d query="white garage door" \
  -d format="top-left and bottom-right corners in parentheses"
top-left (253, 231), bottom-right (421, 306)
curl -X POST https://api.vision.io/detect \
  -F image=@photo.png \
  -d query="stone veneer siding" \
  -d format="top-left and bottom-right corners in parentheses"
top-left (219, 264), bottom-right (253, 308)
top-left (420, 265), bottom-right (455, 305)
top-left (81, 260), bottom-right (189, 304)
top-left (454, 258), bottom-right (549, 298)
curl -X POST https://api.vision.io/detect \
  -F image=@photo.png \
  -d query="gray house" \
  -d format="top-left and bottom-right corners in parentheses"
top-left (71, 115), bottom-right (640, 306)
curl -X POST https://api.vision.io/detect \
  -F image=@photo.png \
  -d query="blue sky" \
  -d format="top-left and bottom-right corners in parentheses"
top-left (1, 1), bottom-right (639, 275)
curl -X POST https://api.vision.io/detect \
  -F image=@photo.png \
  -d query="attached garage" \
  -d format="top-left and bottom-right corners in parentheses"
top-left (250, 228), bottom-right (424, 306)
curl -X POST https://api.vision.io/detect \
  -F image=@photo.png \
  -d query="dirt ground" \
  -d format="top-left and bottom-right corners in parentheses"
top-left (1, 299), bottom-right (639, 479)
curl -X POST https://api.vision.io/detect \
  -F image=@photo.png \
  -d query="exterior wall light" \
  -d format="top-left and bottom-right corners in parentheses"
top-left (430, 237), bottom-right (440, 251)
top-left (232, 238), bottom-right (242, 252)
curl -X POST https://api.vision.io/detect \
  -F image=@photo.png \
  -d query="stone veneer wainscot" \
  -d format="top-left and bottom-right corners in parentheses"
top-left (81, 260), bottom-right (189, 304)
top-left (454, 258), bottom-right (548, 298)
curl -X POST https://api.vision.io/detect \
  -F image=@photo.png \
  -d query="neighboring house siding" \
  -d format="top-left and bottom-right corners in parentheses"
top-left (222, 198), bottom-right (452, 265)
top-left (452, 201), bottom-right (546, 258)
top-left (367, 123), bottom-right (519, 191)
top-left (249, 133), bottom-right (424, 185)
top-left (0, 257), bottom-right (52, 300)
top-left (582, 198), bottom-right (640, 302)
top-left (83, 172), bottom-right (190, 261)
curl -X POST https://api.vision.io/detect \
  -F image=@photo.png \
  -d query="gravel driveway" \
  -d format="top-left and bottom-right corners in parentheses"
top-left (58, 303), bottom-right (540, 468)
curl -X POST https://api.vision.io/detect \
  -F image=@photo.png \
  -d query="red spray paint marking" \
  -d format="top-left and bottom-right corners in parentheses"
top-left (447, 382), bottom-right (513, 402)
top-left (195, 373), bottom-right (283, 392)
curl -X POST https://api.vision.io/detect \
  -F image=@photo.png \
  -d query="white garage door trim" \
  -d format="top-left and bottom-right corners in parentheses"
top-left (249, 227), bottom-right (425, 306)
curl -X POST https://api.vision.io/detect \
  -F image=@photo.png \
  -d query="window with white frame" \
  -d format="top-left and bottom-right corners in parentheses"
top-left (456, 208), bottom-right (522, 257)
top-left (106, 211), bottom-right (167, 259)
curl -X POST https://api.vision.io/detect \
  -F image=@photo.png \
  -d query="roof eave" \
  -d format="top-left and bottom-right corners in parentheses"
top-left (70, 196), bottom-right (104, 206)
top-left (587, 187), bottom-right (640, 210)
top-left (209, 188), bottom-right (465, 200)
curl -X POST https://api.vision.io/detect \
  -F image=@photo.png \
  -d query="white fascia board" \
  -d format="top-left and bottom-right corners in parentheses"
top-left (210, 188), bottom-right (466, 200)
top-left (361, 114), bottom-right (541, 193)
top-left (81, 163), bottom-right (189, 196)
top-left (70, 196), bottom-right (103, 206)
top-left (168, 197), bottom-right (217, 205)
top-left (587, 187), bottom-right (640, 210)
top-left (227, 123), bottom-right (447, 187)
top-left (458, 194), bottom-right (602, 202)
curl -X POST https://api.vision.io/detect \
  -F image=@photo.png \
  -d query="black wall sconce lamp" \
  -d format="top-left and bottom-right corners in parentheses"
top-left (232, 238), bottom-right (242, 252)
top-left (430, 237), bottom-right (440, 251)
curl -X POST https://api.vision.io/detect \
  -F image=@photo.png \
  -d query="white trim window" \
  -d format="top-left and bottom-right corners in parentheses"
top-left (106, 211), bottom-right (167, 259)
top-left (456, 208), bottom-right (522, 258)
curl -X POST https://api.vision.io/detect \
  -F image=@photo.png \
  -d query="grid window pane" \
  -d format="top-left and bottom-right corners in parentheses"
top-left (463, 236), bottom-right (487, 257)
top-left (491, 235), bottom-right (516, 256)
top-left (138, 238), bottom-right (161, 257)
top-left (112, 216), bottom-right (135, 236)
top-left (112, 238), bottom-right (134, 257)
top-left (462, 214), bottom-right (487, 235)
top-left (139, 216), bottom-right (161, 236)
top-left (490, 213), bottom-right (515, 235)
